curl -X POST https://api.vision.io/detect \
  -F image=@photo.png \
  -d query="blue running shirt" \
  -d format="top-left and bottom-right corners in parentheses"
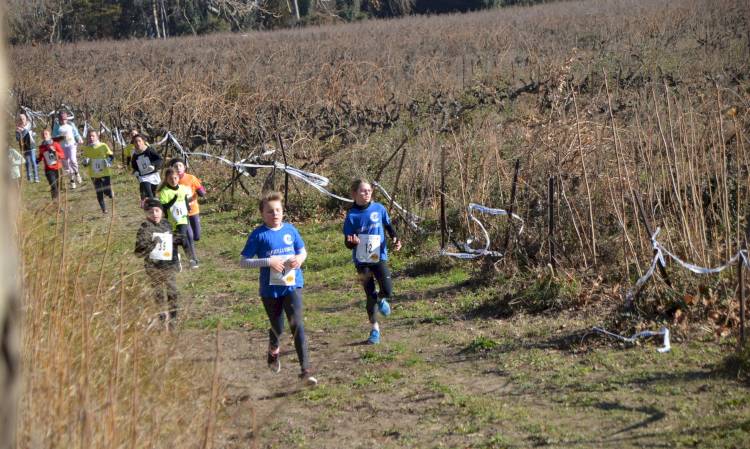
top-left (343, 202), bottom-right (392, 265)
top-left (241, 223), bottom-right (305, 298)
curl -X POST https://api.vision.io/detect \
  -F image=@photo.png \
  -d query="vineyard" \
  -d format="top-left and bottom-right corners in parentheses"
top-left (8, 0), bottom-right (750, 447)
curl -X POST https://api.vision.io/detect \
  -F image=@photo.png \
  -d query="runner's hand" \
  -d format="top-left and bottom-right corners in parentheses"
top-left (269, 257), bottom-right (285, 272)
top-left (286, 256), bottom-right (301, 269)
top-left (393, 237), bottom-right (402, 252)
top-left (346, 234), bottom-right (360, 246)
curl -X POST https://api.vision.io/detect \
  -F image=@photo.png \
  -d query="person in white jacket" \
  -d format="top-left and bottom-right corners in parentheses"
top-left (52, 110), bottom-right (83, 188)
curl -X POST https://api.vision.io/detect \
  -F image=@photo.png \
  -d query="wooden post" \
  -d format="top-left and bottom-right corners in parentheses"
top-left (548, 176), bottom-right (555, 269)
top-left (739, 255), bottom-right (746, 348)
top-left (273, 111), bottom-right (289, 205)
top-left (388, 146), bottom-right (408, 218)
top-left (275, 132), bottom-right (289, 205)
top-left (503, 159), bottom-right (520, 251)
top-left (230, 147), bottom-right (237, 202)
top-left (440, 146), bottom-right (447, 250)
top-left (634, 190), bottom-right (672, 287)
top-left (374, 135), bottom-right (408, 184)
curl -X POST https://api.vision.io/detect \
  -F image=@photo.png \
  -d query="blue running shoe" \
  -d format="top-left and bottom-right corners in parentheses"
top-left (367, 329), bottom-right (381, 345)
top-left (378, 298), bottom-right (391, 316)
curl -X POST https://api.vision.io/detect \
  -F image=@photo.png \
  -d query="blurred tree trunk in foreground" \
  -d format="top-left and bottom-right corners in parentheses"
top-left (0, 6), bottom-right (21, 447)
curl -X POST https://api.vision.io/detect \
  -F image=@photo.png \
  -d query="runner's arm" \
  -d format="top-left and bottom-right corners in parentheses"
top-left (239, 256), bottom-right (270, 268)
top-left (134, 228), bottom-right (157, 257)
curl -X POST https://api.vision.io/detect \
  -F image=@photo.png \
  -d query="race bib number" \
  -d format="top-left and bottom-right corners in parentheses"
top-left (92, 158), bottom-right (108, 174)
top-left (356, 234), bottom-right (381, 263)
top-left (149, 232), bottom-right (173, 261)
top-left (170, 202), bottom-right (187, 221)
top-left (43, 150), bottom-right (57, 166)
top-left (269, 256), bottom-right (297, 286)
top-left (136, 156), bottom-right (152, 174)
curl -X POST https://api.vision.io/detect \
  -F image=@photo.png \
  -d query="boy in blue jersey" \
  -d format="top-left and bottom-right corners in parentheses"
top-left (343, 179), bottom-right (402, 344)
top-left (239, 191), bottom-right (317, 386)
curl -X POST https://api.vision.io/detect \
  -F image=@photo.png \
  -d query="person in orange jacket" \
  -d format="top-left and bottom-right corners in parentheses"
top-left (169, 158), bottom-right (206, 244)
top-left (36, 128), bottom-right (66, 199)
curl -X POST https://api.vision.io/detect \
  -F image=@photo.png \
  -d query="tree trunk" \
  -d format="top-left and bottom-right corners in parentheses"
top-left (152, 0), bottom-right (161, 38)
top-left (0, 7), bottom-right (21, 446)
top-left (291, 0), bottom-right (301, 20)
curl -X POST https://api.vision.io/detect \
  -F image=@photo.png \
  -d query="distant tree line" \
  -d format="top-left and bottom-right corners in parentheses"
top-left (5, 0), bottom-right (550, 45)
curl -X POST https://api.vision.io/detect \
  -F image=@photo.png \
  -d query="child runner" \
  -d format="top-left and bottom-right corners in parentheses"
top-left (15, 112), bottom-right (39, 183)
top-left (157, 167), bottom-right (199, 269)
top-left (130, 134), bottom-right (162, 203)
top-left (169, 158), bottom-right (206, 244)
top-left (343, 179), bottom-right (402, 345)
top-left (81, 130), bottom-right (114, 214)
top-left (36, 129), bottom-right (66, 199)
top-left (52, 110), bottom-right (83, 189)
top-left (239, 191), bottom-right (317, 386)
top-left (122, 129), bottom-right (143, 167)
top-left (134, 198), bottom-right (182, 329)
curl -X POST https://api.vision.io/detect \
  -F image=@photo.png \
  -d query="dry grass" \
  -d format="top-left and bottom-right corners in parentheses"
top-left (16, 190), bottom-right (220, 448)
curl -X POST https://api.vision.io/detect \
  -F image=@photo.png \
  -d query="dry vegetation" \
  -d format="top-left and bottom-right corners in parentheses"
top-left (16, 195), bottom-right (221, 448)
top-left (8, 0), bottom-right (750, 447)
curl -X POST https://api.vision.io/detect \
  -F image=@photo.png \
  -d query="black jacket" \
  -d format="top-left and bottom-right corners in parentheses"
top-left (131, 146), bottom-right (163, 176)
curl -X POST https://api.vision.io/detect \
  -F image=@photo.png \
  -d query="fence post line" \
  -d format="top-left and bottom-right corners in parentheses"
top-left (548, 176), bottom-right (555, 269)
top-left (440, 145), bottom-right (446, 251)
top-left (503, 159), bottom-right (520, 252)
top-left (741, 216), bottom-right (748, 349)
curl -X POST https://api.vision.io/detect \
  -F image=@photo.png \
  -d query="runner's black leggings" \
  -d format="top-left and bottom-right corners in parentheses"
top-left (93, 176), bottom-right (113, 212)
top-left (139, 181), bottom-right (156, 200)
top-left (356, 261), bottom-right (393, 324)
top-left (261, 290), bottom-right (310, 371)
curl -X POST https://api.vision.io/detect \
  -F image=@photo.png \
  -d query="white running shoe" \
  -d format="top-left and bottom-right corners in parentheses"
top-left (267, 350), bottom-right (281, 373)
top-left (299, 370), bottom-right (318, 387)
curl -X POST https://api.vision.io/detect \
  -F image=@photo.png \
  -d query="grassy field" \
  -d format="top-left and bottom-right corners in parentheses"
top-left (16, 168), bottom-right (749, 449)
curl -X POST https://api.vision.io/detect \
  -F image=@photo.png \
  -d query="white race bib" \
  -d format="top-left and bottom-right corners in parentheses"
top-left (138, 171), bottom-right (161, 185)
top-left (43, 150), bottom-right (57, 166)
top-left (269, 255), bottom-right (297, 286)
top-left (170, 202), bottom-right (187, 221)
top-left (92, 158), bottom-right (108, 174)
top-left (149, 232), bottom-right (173, 261)
top-left (135, 155), bottom-right (152, 174)
top-left (356, 234), bottom-right (381, 263)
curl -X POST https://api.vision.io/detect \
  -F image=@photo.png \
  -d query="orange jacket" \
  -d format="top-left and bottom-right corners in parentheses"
top-left (178, 173), bottom-right (205, 216)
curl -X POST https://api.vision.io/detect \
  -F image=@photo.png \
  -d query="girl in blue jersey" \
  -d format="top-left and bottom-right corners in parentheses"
top-left (343, 179), bottom-right (402, 344)
top-left (239, 191), bottom-right (317, 386)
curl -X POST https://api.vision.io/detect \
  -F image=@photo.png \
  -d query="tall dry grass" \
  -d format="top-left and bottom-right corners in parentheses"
top-left (16, 191), bottom-right (222, 448)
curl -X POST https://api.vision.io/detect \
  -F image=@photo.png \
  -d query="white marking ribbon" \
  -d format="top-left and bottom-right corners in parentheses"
top-left (441, 203), bottom-right (524, 259)
top-left (626, 227), bottom-right (749, 303)
top-left (592, 326), bottom-right (671, 353)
